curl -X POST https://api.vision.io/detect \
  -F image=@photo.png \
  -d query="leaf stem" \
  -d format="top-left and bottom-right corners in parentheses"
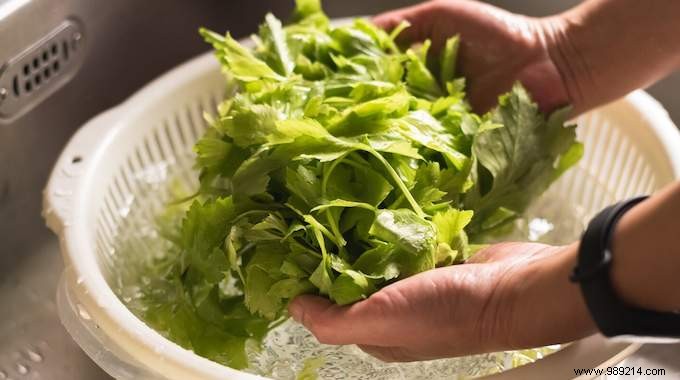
top-left (388, 193), bottom-right (405, 209)
top-left (286, 202), bottom-right (342, 247)
top-left (321, 154), bottom-right (351, 248)
top-left (365, 147), bottom-right (425, 217)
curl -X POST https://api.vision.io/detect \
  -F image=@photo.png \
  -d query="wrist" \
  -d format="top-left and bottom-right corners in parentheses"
top-left (539, 0), bottom-right (680, 116)
top-left (610, 190), bottom-right (680, 312)
top-left (505, 244), bottom-right (596, 349)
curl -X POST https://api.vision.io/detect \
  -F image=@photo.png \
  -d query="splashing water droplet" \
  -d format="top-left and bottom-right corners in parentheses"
top-left (15, 364), bottom-right (28, 375)
top-left (528, 217), bottom-right (554, 241)
top-left (26, 349), bottom-right (42, 363)
top-left (119, 206), bottom-right (131, 218)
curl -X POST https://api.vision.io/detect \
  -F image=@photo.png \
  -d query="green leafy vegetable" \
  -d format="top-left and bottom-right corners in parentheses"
top-left (297, 356), bottom-right (326, 380)
top-left (463, 87), bottom-right (581, 236)
top-left (137, 0), bottom-right (581, 369)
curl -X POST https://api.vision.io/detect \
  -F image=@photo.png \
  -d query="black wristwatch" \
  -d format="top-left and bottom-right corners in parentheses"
top-left (570, 196), bottom-right (680, 341)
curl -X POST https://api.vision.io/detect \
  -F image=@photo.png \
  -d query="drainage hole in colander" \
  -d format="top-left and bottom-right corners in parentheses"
top-left (72, 156), bottom-right (82, 164)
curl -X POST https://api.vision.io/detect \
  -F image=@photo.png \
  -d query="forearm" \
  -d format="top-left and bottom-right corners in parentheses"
top-left (610, 182), bottom-right (680, 312)
top-left (508, 183), bottom-right (680, 348)
top-left (542, 0), bottom-right (680, 115)
top-left (505, 243), bottom-right (596, 349)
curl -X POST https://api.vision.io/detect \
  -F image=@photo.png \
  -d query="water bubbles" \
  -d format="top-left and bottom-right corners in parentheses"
top-left (134, 162), bottom-right (169, 185)
top-left (15, 364), bottom-right (28, 375)
top-left (119, 206), bottom-right (131, 218)
top-left (270, 360), bottom-right (295, 379)
top-left (139, 225), bottom-right (157, 240)
top-left (76, 303), bottom-right (91, 320)
top-left (76, 276), bottom-right (84, 285)
top-left (106, 153), bottom-right (569, 379)
top-left (528, 218), bottom-right (554, 241)
top-left (125, 194), bottom-right (135, 205)
top-left (243, 320), bottom-right (554, 379)
top-left (496, 191), bottom-right (586, 246)
top-left (26, 349), bottom-right (43, 363)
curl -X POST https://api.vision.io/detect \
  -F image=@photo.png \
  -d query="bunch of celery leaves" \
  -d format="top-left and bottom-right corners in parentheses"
top-left (135, 0), bottom-right (581, 369)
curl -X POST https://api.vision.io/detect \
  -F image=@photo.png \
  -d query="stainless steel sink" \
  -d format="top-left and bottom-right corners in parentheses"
top-left (1, 0), bottom-right (678, 379)
top-left (0, 1), bottom-right (289, 378)
top-left (0, 1), bottom-right (418, 378)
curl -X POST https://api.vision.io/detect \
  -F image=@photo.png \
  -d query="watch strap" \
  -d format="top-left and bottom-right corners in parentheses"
top-left (571, 196), bottom-right (680, 338)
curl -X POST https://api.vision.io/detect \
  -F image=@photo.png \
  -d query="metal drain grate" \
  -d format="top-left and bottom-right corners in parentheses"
top-left (0, 19), bottom-right (85, 122)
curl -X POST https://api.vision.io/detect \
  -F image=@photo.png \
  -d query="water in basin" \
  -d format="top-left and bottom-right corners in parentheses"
top-left (107, 155), bottom-right (583, 379)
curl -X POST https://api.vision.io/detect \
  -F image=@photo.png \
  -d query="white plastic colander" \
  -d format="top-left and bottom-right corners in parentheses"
top-left (44, 38), bottom-right (680, 379)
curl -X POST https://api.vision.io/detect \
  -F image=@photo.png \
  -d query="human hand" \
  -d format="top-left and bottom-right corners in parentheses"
top-left (373, 0), bottom-right (568, 114)
top-left (288, 242), bottom-right (595, 362)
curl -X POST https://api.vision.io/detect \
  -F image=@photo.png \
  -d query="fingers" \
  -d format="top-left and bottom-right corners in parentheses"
top-left (372, 1), bottom-right (437, 45)
top-left (288, 293), bottom-right (398, 346)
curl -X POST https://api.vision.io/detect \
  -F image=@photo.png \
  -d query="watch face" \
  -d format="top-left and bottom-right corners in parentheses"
top-left (609, 335), bottom-right (680, 344)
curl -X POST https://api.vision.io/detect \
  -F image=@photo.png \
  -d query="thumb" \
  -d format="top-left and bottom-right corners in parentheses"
top-left (288, 293), bottom-right (399, 346)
